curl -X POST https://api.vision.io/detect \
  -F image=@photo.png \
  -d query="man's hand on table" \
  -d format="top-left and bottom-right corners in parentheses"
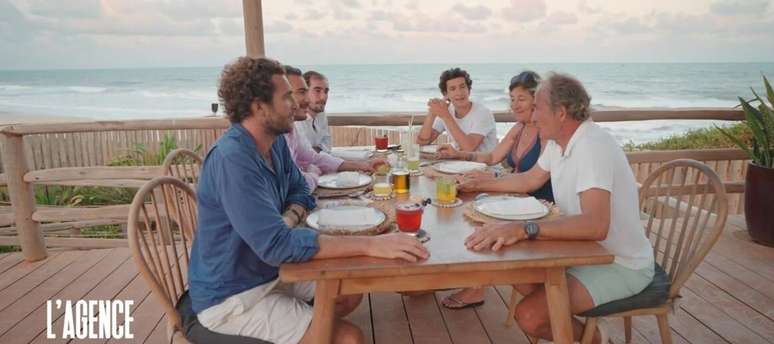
top-left (367, 233), bottom-right (430, 262)
top-left (465, 222), bottom-right (527, 251)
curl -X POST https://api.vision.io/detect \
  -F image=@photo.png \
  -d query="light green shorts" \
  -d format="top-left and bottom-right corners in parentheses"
top-left (567, 263), bottom-right (655, 307)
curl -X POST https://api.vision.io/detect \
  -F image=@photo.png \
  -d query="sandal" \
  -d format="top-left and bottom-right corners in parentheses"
top-left (442, 294), bottom-right (485, 309)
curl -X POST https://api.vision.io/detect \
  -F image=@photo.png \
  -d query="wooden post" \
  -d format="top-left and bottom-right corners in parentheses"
top-left (242, 0), bottom-right (265, 57)
top-left (0, 134), bottom-right (47, 261)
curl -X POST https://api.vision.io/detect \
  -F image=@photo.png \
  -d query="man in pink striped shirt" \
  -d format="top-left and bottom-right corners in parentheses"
top-left (283, 65), bottom-right (385, 191)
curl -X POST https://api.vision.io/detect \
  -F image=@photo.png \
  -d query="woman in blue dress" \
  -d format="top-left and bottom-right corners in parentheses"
top-left (437, 71), bottom-right (554, 309)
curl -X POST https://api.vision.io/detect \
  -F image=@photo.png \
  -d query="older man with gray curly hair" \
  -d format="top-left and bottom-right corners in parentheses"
top-left (461, 73), bottom-right (655, 344)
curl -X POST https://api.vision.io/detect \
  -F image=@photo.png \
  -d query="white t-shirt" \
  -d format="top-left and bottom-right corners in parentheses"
top-left (431, 102), bottom-right (497, 153)
top-left (537, 120), bottom-right (654, 270)
top-left (294, 111), bottom-right (332, 153)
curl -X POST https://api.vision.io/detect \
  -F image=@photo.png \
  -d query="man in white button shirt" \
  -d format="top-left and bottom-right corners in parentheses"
top-left (295, 70), bottom-right (332, 153)
top-left (462, 73), bottom-right (655, 343)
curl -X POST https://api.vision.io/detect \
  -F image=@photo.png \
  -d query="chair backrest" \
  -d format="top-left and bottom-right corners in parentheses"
top-left (128, 176), bottom-right (198, 333)
top-left (162, 148), bottom-right (203, 185)
top-left (639, 159), bottom-right (728, 299)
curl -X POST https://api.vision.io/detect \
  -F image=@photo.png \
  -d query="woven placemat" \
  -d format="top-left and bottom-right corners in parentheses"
top-left (420, 165), bottom-right (459, 179)
top-left (304, 199), bottom-right (395, 236)
top-left (462, 199), bottom-right (561, 224)
top-left (431, 198), bottom-right (464, 208)
top-left (313, 180), bottom-right (374, 199)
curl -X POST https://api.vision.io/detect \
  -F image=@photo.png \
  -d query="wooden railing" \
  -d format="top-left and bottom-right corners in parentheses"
top-left (0, 108), bottom-right (748, 261)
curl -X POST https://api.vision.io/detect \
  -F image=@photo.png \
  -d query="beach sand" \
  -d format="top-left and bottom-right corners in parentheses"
top-left (0, 112), bottom-right (89, 125)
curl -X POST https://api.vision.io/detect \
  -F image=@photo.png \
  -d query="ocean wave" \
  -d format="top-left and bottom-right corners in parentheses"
top-left (0, 84), bottom-right (33, 91)
top-left (66, 86), bottom-right (107, 93)
top-left (139, 90), bottom-right (214, 100)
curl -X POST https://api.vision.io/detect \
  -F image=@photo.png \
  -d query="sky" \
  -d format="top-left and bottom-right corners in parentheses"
top-left (1, 0), bottom-right (773, 70)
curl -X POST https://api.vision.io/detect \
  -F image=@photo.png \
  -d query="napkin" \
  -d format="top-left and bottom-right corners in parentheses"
top-left (331, 150), bottom-right (371, 160)
top-left (317, 207), bottom-right (378, 229)
top-left (479, 197), bottom-right (546, 216)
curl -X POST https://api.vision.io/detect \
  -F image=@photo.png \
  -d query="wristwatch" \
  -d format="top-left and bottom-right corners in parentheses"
top-left (524, 221), bottom-right (540, 240)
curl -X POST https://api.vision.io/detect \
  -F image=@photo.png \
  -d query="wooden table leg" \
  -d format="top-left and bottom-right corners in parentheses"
top-left (309, 279), bottom-right (341, 344)
top-left (544, 267), bottom-right (574, 344)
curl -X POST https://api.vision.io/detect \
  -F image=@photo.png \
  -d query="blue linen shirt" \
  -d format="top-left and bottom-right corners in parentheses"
top-left (188, 123), bottom-right (320, 314)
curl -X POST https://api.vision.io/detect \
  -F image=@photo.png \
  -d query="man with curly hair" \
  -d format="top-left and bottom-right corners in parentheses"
top-left (188, 57), bottom-right (429, 344)
top-left (416, 67), bottom-right (498, 152)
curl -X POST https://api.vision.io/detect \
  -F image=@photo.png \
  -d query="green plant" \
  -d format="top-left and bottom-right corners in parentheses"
top-left (716, 75), bottom-right (774, 168)
top-left (109, 134), bottom-right (202, 166)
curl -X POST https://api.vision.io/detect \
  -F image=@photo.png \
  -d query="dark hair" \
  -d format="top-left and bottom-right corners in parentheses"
top-left (217, 57), bottom-right (285, 123)
top-left (302, 70), bottom-right (326, 85)
top-left (539, 72), bottom-right (592, 121)
top-left (509, 71), bottom-right (541, 93)
top-left (438, 67), bottom-right (472, 95)
top-left (284, 65), bottom-right (303, 77)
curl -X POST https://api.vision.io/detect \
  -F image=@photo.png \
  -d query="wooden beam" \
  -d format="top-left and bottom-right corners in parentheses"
top-left (326, 108), bottom-right (744, 127)
top-left (24, 166), bottom-right (162, 183)
top-left (0, 117), bottom-right (229, 136)
top-left (0, 134), bottom-right (47, 261)
top-left (32, 204), bottom-right (133, 222)
top-left (0, 109), bottom-right (742, 136)
top-left (626, 149), bottom-right (749, 164)
top-left (243, 0), bottom-right (265, 57)
top-left (0, 236), bottom-right (128, 248)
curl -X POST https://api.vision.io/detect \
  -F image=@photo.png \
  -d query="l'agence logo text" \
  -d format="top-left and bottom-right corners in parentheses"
top-left (46, 300), bottom-right (134, 339)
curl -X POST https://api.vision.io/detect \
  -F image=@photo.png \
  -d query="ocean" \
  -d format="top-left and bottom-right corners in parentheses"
top-left (1, 63), bottom-right (773, 144)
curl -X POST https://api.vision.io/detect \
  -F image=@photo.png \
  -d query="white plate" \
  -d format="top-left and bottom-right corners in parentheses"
top-left (420, 145), bottom-right (439, 154)
top-left (306, 205), bottom-right (386, 231)
top-left (330, 148), bottom-right (374, 160)
top-left (317, 173), bottom-right (372, 189)
top-left (473, 195), bottom-right (549, 220)
top-left (433, 161), bottom-right (487, 174)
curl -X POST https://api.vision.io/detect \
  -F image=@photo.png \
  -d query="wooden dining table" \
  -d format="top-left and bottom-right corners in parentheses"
top-left (280, 173), bottom-right (614, 344)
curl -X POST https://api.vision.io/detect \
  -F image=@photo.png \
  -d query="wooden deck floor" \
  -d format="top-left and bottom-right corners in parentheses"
top-left (0, 215), bottom-right (772, 344)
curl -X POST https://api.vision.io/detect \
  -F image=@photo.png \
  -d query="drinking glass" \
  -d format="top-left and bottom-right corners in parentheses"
top-left (395, 202), bottom-right (423, 235)
top-left (435, 176), bottom-right (457, 204)
top-left (391, 169), bottom-right (410, 194)
top-left (375, 134), bottom-right (389, 151)
top-left (373, 174), bottom-right (392, 196)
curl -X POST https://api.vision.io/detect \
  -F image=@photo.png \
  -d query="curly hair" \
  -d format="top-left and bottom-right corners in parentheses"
top-left (217, 57), bottom-right (285, 123)
top-left (438, 67), bottom-right (472, 95)
top-left (540, 72), bottom-right (592, 121)
top-left (509, 71), bottom-right (541, 93)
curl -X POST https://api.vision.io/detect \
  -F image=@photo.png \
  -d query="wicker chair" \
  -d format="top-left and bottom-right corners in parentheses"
top-left (161, 148), bottom-right (203, 186)
top-left (128, 176), bottom-right (270, 344)
top-left (577, 159), bottom-right (729, 343)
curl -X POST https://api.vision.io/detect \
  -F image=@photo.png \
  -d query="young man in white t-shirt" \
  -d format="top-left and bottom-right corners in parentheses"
top-left (416, 68), bottom-right (498, 152)
top-left (460, 73), bottom-right (654, 343)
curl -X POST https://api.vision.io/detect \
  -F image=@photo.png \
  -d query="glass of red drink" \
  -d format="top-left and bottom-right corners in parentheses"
top-left (395, 202), bottom-right (423, 235)
top-left (375, 135), bottom-right (389, 151)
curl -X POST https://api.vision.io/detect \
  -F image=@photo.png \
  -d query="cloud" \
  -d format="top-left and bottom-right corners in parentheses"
top-left (710, 0), bottom-right (771, 16)
top-left (391, 14), bottom-right (487, 33)
top-left (24, 0), bottom-right (101, 18)
top-left (544, 11), bottom-right (578, 25)
top-left (339, 0), bottom-right (362, 9)
top-left (303, 8), bottom-right (327, 20)
top-left (501, 0), bottom-right (547, 22)
top-left (578, 0), bottom-right (601, 14)
top-left (266, 20), bottom-right (293, 34)
top-left (369, 9), bottom-right (392, 21)
top-left (451, 3), bottom-right (492, 21)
